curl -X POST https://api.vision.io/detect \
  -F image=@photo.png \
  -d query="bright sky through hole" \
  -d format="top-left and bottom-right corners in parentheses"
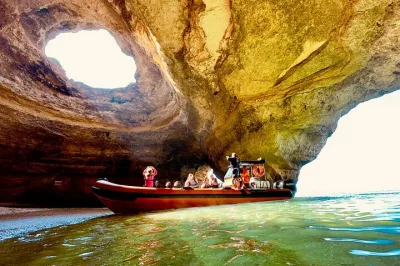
top-left (296, 90), bottom-right (400, 197)
top-left (45, 29), bottom-right (136, 89)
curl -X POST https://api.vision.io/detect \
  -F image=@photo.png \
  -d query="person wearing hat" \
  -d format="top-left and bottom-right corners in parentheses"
top-left (226, 152), bottom-right (240, 177)
top-left (143, 166), bottom-right (158, 187)
top-left (226, 153), bottom-right (242, 189)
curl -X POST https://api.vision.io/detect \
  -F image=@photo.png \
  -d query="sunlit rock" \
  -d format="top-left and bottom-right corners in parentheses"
top-left (0, 0), bottom-right (399, 204)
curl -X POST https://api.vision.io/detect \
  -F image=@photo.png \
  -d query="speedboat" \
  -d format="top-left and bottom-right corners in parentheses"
top-left (92, 159), bottom-right (296, 213)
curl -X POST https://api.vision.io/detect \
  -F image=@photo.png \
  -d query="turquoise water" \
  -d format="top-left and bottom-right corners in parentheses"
top-left (1, 192), bottom-right (399, 265)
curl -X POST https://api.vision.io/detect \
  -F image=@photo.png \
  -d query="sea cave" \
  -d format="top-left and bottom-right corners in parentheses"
top-left (1, 1), bottom-right (400, 265)
top-left (0, 0), bottom-right (399, 204)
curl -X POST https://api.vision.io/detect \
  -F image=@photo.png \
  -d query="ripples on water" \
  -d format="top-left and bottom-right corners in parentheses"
top-left (0, 192), bottom-right (399, 265)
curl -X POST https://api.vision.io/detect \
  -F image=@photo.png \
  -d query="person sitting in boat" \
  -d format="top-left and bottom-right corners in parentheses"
top-left (143, 166), bottom-right (158, 187)
top-left (232, 176), bottom-right (243, 189)
top-left (209, 172), bottom-right (219, 188)
top-left (173, 181), bottom-right (182, 188)
top-left (203, 169), bottom-right (222, 188)
top-left (165, 181), bottom-right (172, 188)
top-left (184, 173), bottom-right (199, 188)
top-left (201, 176), bottom-right (210, 188)
top-left (240, 166), bottom-right (250, 187)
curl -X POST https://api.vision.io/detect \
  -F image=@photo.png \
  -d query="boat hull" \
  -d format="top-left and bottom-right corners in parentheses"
top-left (92, 180), bottom-right (294, 213)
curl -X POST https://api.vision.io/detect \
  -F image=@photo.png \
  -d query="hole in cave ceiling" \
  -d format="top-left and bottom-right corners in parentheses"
top-left (45, 29), bottom-right (136, 89)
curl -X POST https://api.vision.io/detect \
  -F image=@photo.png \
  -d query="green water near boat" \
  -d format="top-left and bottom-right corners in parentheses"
top-left (1, 192), bottom-right (399, 265)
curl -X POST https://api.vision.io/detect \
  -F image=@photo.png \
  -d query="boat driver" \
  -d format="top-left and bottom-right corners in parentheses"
top-left (227, 153), bottom-right (242, 189)
top-left (226, 152), bottom-right (240, 177)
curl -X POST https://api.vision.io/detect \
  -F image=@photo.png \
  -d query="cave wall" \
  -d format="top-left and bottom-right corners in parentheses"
top-left (0, 0), bottom-right (202, 204)
top-left (0, 0), bottom-right (399, 204)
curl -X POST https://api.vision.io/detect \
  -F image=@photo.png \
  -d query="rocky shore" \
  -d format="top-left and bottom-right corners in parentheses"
top-left (0, 206), bottom-right (112, 242)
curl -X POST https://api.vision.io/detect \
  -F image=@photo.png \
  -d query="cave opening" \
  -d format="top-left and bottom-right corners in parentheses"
top-left (45, 29), bottom-right (137, 89)
top-left (296, 90), bottom-right (400, 197)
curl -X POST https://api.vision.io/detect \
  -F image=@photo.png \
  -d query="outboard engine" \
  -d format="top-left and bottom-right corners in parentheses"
top-left (273, 179), bottom-right (297, 195)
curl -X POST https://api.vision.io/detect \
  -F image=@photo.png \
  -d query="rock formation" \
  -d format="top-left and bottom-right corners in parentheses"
top-left (0, 0), bottom-right (399, 205)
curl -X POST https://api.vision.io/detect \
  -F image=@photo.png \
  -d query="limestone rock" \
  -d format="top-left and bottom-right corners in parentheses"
top-left (0, 0), bottom-right (399, 204)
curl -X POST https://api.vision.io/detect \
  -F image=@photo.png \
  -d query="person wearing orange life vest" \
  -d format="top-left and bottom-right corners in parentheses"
top-left (240, 166), bottom-right (251, 187)
top-left (143, 166), bottom-right (158, 187)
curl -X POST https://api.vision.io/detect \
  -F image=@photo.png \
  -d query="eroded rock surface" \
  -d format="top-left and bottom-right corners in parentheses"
top-left (0, 0), bottom-right (399, 204)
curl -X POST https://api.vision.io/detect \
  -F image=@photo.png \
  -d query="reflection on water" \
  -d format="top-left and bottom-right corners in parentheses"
top-left (350, 248), bottom-right (400, 256)
top-left (310, 225), bottom-right (400, 233)
top-left (0, 192), bottom-right (399, 265)
top-left (324, 238), bottom-right (395, 244)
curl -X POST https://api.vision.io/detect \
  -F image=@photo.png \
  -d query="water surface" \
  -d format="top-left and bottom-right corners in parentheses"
top-left (1, 192), bottom-right (399, 265)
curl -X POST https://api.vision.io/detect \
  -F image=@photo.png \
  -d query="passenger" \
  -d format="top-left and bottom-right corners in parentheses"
top-left (240, 167), bottom-right (250, 186)
top-left (201, 176), bottom-right (210, 188)
top-left (209, 173), bottom-right (219, 188)
top-left (184, 173), bottom-right (199, 188)
top-left (206, 169), bottom-right (221, 188)
top-left (143, 166), bottom-right (158, 187)
top-left (165, 181), bottom-right (172, 188)
top-left (232, 176), bottom-right (243, 189)
top-left (173, 181), bottom-right (182, 188)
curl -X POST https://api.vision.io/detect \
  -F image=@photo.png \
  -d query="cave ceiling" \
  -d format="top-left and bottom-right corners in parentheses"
top-left (0, 0), bottom-right (399, 202)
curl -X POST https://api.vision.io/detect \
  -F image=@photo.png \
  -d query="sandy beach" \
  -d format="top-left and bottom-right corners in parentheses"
top-left (0, 207), bottom-right (112, 242)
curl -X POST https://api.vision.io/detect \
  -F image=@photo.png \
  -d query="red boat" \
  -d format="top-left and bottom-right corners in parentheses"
top-left (92, 159), bottom-right (297, 213)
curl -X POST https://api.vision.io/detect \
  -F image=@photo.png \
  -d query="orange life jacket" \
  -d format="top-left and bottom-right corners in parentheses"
top-left (241, 168), bottom-right (250, 183)
top-left (252, 165), bottom-right (265, 177)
